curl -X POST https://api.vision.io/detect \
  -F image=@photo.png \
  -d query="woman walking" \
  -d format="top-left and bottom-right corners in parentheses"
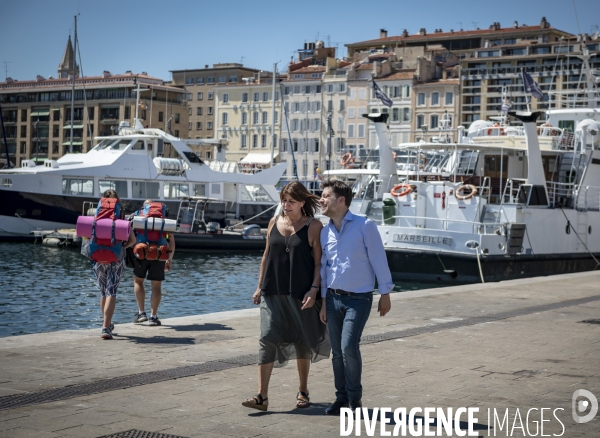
top-left (242, 182), bottom-right (330, 411)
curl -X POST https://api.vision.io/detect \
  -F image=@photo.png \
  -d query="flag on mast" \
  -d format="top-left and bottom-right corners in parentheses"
top-left (522, 70), bottom-right (544, 99)
top-left (373, 79), bottom-right (393, 107)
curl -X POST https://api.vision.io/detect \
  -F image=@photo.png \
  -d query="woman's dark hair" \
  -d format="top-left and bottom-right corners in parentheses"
top-left (320, 179), bottom-right (352, 207)
top-left (103, 189), bottom-right (120, 201)
top-left (279, 181), bottom-right (320, 217)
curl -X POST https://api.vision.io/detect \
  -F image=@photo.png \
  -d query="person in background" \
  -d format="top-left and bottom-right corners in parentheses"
top-left (242, 182), bottom-right (330, 411)
top-left (93, 189), bottom-right (136, 340)
top-left (132, 199), bottom-right (175, 326)
top-left (319, 179), bottom-right (393, 415)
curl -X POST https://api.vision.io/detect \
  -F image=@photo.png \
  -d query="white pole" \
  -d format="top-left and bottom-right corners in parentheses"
top-left (305, 96), bottom-right (309, 184)
top-left (270, 63), bottom-right (277, 167)
top-left (69, 15), bottom-right (77, 154)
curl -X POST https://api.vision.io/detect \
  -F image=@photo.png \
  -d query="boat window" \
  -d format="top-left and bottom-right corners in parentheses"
top-left (193, 184), bottom-right (206, 197)
top-left (110, 139), bottom-right (132, 150)
top-left (558, 120), bottom-right (574, 132)
top-left (132, 181), bottom-right (160, 199)
top-left (163, 182), bottom-right (189, 199)
top-left (93, 139), bottom-right (114, 150)
top-left (99, 180), bottom-right (128, 197)
top-left (1, 178), bottom-right (12, 187)
top-left (240, 185), bottom-right (274, 202)
top-left (131, 140), bottom-right (145, 151)
top-left (62, 178), bottom-right (94, 196)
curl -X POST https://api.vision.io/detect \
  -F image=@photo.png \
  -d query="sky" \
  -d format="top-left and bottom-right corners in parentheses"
top-left (1, 0), bottom-right (599, 82)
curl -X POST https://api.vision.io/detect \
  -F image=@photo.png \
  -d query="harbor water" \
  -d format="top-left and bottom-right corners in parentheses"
top-left (0, 242), bottom-right (441, 337)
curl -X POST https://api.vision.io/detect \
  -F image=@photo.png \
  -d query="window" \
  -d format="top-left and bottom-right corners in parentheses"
top-left (62, 178), bottom-right (94, 196)
top-left (242, 93), bottom-right (248, 103)
top-left (430, 114), bottom-right (439, 128)
top-left (262, 112), bottom-right (268, 124)
top-left (359, 89), bottom-right (366, 99)
top-left (293, 139), bottom-right (299, 152)
top-left (316, 85), bottom-right (321, 93)
top-left (357, 124), bottom-right (365, 138)
top-left (348, 124), bottom-right (355, 138)
top-left (223, 93), bottom-right (229, 103)
top-left (338, 84), bottom-right (346, 92)
top-left (229, 75), bottom-right (237, 83)
top-left (403, 108), bottom-right (410, 122)
top-left (305, 85), bottom-right (311, 94)
top-left (339, 100), bottom-right (345, 111)
top-left (445, 92), bottom-right (454, 105)
top-left (132, 181), bottom-right (159, 199)
top-left (284, 86), bottom-right (291, 95)
top-left (293, 86), bottom-right (301, 94)
top-left (99, 180), bottom-right (127, 196)
top-left (164, 182), bottom-right (189, 199)
top-left (417, 114), bottom-right (425, 129)
top-left (187, 93), bottom-right (192, 101)
top-left (327, 100), bottom-right (333, 112)
top-left (417, 93), bottom-right (426, 106)
top-left (274, 91), bottom-right (280, 101)
top-left (197, 92), bottom-right (203, 100)
top-left (253, 112), bottom-right (259, 124)
top-left (197, 107), bottom-right (203, 115)
top-left (208, 92), bottom-right (214, 100)
top-left (274, 111), bottom-right (278, 124)
top-left (189, 107), bottom-right (192, 116)
top-left (314, 139), bottom-right (319, 152)
top-left (392, 108), bottom-right (399, 122)
top-left (208, 107), bottom-right (213, 115)
top-left (293, 102), bottom-right (300, 113)
top-left (196, 122), bottom-right (202, 130)
top-left (252, 134), bottom-right (258, 148)
top-left (207, 121), bottom-right (213, 129)
top-left (348, 108), bottom-right (356, 119)
top-left (261, 134), bottom-right (267, 148)
top-left (327, 84), bottom-right (334, 93)
top-left (253, 92), bottom-right (259, 102)
top-left (294, 74), bottom-right (303, 79)
top-left (207, 76), bottom-right (215, 84)
top-left (175, 113), bottom-right (180, 123)
top-left (222, 113), bottom-right (228, 125)
top-left (349, 88), bottom-right (356, 99)
top-left (185, 77), bottom-right (194, 85)
top-left (292, 119), bottom-right (299, 131)
top-left (188, 122), bottom-right (192, 130)
top-left (431, 92), bottom-right (440, 106)
top-left (242, 112), bottom-right (248, 124)
top-left (263, 92), bottom-right (269, 101)
top-left (402, 85), bottom-right (410, 98)
top-left (197, 77), bottom-right (204, 84)
top-left (241, 134), bottom-right (247, 148)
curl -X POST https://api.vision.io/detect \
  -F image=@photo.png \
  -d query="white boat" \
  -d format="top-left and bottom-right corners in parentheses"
top-left (349, 58), bottom-right (600, 283)
top-left (0, 119), bottom-right (286, 240)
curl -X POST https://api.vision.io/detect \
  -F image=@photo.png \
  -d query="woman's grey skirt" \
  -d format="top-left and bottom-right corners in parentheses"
top-left (259, 295), bottom-right (331, 367)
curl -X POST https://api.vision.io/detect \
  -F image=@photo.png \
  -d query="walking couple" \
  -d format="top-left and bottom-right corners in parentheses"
top-left (242, 179), bottom-right (393, 414)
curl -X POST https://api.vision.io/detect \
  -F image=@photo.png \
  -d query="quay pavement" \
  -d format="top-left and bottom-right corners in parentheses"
top-left (0, 271), bottom-right (599, 437)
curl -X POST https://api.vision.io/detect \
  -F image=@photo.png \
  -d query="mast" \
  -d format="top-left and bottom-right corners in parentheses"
top-left (69, 15), bottom-right (77, 154)
top-left (269, 63), bottom-right (277, 167)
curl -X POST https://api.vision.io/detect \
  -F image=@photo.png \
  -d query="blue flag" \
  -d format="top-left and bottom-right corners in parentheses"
top-left (522, 71), bottom-right (543, 99)
top-left (373, 79), bottom-right (393, 107)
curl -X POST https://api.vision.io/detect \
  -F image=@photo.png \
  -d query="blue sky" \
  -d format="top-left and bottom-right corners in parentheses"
top-left (1, 0), bottom-right (599, 82)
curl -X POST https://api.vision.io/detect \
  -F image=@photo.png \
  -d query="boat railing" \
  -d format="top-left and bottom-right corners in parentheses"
top-left (501, 178), bottom-right (527, 204)
top-left (381, 214), bottom-right (493, 235)
top-left (576, 185), bottom-right (600, 211)
top-left (546, 181), bottom-right (578, 207)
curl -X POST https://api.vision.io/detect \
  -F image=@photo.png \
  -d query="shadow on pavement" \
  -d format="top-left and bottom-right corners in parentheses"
top-left (164, 323), bottom-right (234, 332)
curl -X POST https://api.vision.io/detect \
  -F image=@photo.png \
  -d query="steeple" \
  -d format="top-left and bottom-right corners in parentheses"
top-left (58, 35), bottom-right (79, 79)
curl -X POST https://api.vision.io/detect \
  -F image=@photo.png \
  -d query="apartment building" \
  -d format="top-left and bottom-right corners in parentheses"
top-left (0, 38), bottom-right (187, 167)
top-left (344, 63), bottom-right (373, 159)
top-left (170, 64), bottom-right (261, 143)
top-left (214, 72), bottom-right (282, 164)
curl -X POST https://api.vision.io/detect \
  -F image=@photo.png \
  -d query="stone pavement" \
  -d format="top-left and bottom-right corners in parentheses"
top-left (0, 271), bottom-right (599, 437)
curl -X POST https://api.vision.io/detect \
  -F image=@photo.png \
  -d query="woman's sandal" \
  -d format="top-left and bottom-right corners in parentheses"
top-left (296, 391), bottom-right (310, 408)
top-left (242, 393), bottom-right (268, 411)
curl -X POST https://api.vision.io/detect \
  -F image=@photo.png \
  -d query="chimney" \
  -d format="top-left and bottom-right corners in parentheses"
top-left (36, 75), bottom-right (45, 82)
top-left (540, 16), bottom-right (549, 28)
top-left (205, 64), bottom-right (209, 68)
top-left (102, 70), bottom-right (111, 78)
top-left (402, 29), bottom-right (409, 37)
top-left (419, 28), bottom-right (426, 36)
top-left (513, 21), bottom-right (519, 28)
top-left (380, 28), bottom-right (388, 38)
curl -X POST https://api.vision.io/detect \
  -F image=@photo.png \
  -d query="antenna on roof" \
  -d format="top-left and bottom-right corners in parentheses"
top-left (456, 22), bottom-right (463, 31)
top-left (472, 21), bottom-right (479, 29)
top-left (2, 61), bottom-right (11, 80)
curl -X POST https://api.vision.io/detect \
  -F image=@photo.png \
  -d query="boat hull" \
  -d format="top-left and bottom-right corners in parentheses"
top-left (386, 248), bottom-right (600, 283)
top-left (173, 232), bottom-right (266, 252)
top-left (0, 189), bottom-right (274, 240)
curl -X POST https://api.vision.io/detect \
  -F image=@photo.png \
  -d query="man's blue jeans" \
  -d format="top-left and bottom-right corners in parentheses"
top-left (326, 292), bottom-right (373, 403)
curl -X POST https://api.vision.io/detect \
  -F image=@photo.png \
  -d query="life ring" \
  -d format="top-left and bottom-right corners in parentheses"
top-left (340, 152), bottom-right (353, 167)
top-left (455, 184), bottom-right (478, 200)
top-left (390, 183), bottom-right (412, 197)
top-left (488, 123), bottom-right (504, 135)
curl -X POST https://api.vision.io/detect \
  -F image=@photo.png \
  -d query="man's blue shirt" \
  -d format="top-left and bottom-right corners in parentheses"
top-left (320, 210), bottom-right (394, 297)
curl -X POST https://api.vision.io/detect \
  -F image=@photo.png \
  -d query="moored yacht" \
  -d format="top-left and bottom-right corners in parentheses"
top-left (0, 119), bottom-right (286, 240)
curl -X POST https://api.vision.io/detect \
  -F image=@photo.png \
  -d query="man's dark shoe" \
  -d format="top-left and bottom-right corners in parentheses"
top-left (324, 399), bottom-right (349, 415)
top-left (349, 400), bottom-right (362, 410)
top-left (148, 316), bottom-right (161, 326)
top-left (134, 312), bottom-right (147, 323)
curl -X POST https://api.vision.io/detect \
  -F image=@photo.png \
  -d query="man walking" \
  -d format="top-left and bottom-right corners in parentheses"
top-left (319, 179), bottom-right (393, 415)
top-left (132, 200), bottom-right (175, 326)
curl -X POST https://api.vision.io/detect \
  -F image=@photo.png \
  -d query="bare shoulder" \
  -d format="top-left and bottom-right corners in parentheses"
top-left (308, 217), bottom-right (323, 231)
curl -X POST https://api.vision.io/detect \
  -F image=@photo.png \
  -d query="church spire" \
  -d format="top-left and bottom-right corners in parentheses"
top-left (58, 35), bottom-right (79, 79)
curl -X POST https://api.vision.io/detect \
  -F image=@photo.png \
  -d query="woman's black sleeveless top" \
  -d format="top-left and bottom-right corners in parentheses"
top-left (261, 218), bottom-right (315, 300)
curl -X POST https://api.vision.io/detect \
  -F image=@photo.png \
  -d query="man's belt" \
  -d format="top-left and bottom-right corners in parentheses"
top-left (328, 288), bottom-right (373, 297)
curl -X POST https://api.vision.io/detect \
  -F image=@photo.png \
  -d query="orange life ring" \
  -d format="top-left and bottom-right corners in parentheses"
top-left (390, 183), bottom-right (412, 197)
top-left (488, 123), bottom-right (504, 135)
top-left (455, 184), bottom-right (478, 200)
top-left (340, 152), bottom-right (353, 167)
